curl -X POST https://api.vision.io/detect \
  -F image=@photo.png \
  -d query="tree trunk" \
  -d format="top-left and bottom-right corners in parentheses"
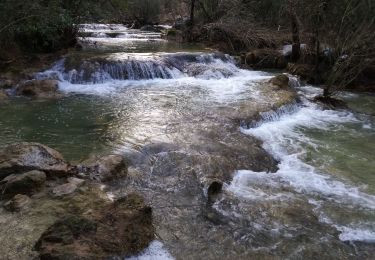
top-left (291, 12), bottom-right (301, 62)
top-left (323, 86), bottom-right (331, 97)
top-left (190, 0), bottom-right (196, 26)
top-left (187, 0), bottom-right (196, 42)
top-left (314, 30), bottom-right (321, 83)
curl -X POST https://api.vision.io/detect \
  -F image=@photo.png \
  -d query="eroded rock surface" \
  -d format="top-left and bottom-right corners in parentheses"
top-left (52, 183), bottom-right (78, 197)
top-left (35, 193), bottom-right (154, 259)
top-left (78, 154), bottom-right (127, 182)
top-left (0, 170), bottom-right (46, 196)
top-left (270, 74), bottom-right (290, 90)
top-left (16, 79), bottom-right (62, 99)
top-left (0, 142), bottom-right (70, 179)
top-left (3, 194), bottom-right (31, 212)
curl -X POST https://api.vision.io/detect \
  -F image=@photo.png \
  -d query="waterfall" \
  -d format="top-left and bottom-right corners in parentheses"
top-left (36, 53), bottom-right (239, 84)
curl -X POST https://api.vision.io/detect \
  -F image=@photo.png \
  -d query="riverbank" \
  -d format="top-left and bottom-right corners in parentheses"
top-left (0, 142), bottom-right (154, 259)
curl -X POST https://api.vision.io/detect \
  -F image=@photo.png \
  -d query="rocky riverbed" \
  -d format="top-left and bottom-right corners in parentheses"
top-left (0, 142), bottom-right (154, 259)
top-left (0, 70), bottom-right (295, 259)
top-left (0, 24), bottom-right (374, 259)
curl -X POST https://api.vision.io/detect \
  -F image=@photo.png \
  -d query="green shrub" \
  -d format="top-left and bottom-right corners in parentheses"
top-left (0, 0), bottom-right (78, 53)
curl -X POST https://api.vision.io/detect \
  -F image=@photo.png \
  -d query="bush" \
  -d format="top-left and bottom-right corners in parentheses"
top-left (0, 0), bottom-right (131, 53)
top-left (14, 15), bottom-right (77, 53)
top-left (0, 0), bottom-right (78, 53)
top-left (127, 0), bottom-right (162, 25)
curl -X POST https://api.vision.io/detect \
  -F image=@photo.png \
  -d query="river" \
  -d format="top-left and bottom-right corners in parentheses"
top-left (0, 24), bottom-right (374, 259)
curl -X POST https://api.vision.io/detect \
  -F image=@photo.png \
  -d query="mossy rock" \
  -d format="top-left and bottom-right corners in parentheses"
top-left (270, 74), bottom-right (290, 90)
top-left (34, 193), bottom-right (154, 259)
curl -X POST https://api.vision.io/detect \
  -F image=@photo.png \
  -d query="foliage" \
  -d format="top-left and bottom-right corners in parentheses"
top-left (0, 0), bottom-right (131, 53)
top-left (126, 0), bottom-right (162, 25)
top-left (188, 0), bottom-right (374, 94)
top-left (0, 0), bottom-right (373, 94)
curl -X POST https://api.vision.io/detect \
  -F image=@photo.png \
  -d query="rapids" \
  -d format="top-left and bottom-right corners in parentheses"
top-left (0, 24), bottom-right (374, 259)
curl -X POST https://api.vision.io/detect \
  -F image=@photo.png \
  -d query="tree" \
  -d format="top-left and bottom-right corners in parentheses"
top-left (287, 0), bottom-right (301, 62)
top-left (317, 0), bottom-right (375, 96)
top-left (190, 0), bottom-right (196, 26)
top-left (127, 0), bottom-right (161, 25)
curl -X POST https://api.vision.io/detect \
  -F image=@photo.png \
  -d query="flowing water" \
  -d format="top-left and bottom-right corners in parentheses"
top-left (0, 24), bottom-right (374, 259)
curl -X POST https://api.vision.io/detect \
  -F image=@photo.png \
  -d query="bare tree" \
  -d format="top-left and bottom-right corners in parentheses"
top-left (190, 0), bottom-right (196, 26)
top-left (287, 0), bottom-right (301, 62)
top-left (322, 0), bottom-right (375, 97)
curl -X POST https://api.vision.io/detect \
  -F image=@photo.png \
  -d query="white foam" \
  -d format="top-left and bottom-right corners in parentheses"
top-left (311, 207), bottom-right (375, 243)
top-left (39, 55), bottom-right (271, 103)
top-left (126, 241), bottom-right (174, 260)
top-left (80, 37), bottom-right (165, 43)
top-left (58, 81), bottom-right (119, 95)
top-left (227, 170), bottom-right (293, 201)
top-left (337, 226), bottom-right (375, 242)
top-left (239, 98), bottom-right (375, 209)
top-left (56, 70), bottom-right (267, 101)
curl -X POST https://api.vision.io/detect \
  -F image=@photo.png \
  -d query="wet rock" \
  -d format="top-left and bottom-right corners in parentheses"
top-left (245, 49), bottom-right (287, 69)
top-left (52, 183), bottom-right (78, 197)
top-left (67, 177), bottom-right (85, 187)
top-left (34, 215), bottom-right (98, 258)
top-left (16, 79), bottom-right (62, 98)
top-left (79, 155), bottom-right (127, 182)
top-left (94, 194), bottom-right (154, 255)
top-left (35, 193), bottom-right (154, 259)
top-left (0, 170), bottom-right (46, 196)
top-left (202, 207), bottom-right (227, 225)
top-left (270, 74), bottom-right (290, 90)
top-left (0, 142), bottom-right (70, 180)
top-left (140, 25), bottom-right (162, 32)
top-left (0, 181), bottom-right (114, 259)
top-left (3, 194), bottom-right (31, 212)
top-left (185, 63), bottom-right (234, 78)
top-left (314, 95), bottom-right (348, 109)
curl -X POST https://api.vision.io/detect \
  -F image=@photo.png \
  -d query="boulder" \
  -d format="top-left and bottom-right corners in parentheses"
top-left (0, 142), bottom-right (70, 180)
top-left (314, 96), bottom-right (348, 110)
top-left (270, 74), bottom-right (290, 90)
top-left (245, 49), bottom-right (287, 69)
top-left (52, 183), bottom-right (78, 197)
top-left (94, 194), bottom-right (154, 255)
top-left (16, 79), bottom-right (62, 98)
top-left (3, 194), bottom-right (31, 212)
top-left (79, 155), bottom-right (127, 182)
top-left (287, 63), bottom-right (315, 81)
top-left (35, 193), bottom-right (154, 259)
top-left (140, 25), bottom-right (162, 32)
top-left (35, 215), bottom-right (98, 257)
top-left (0, 170), bottom-right (46, 196)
